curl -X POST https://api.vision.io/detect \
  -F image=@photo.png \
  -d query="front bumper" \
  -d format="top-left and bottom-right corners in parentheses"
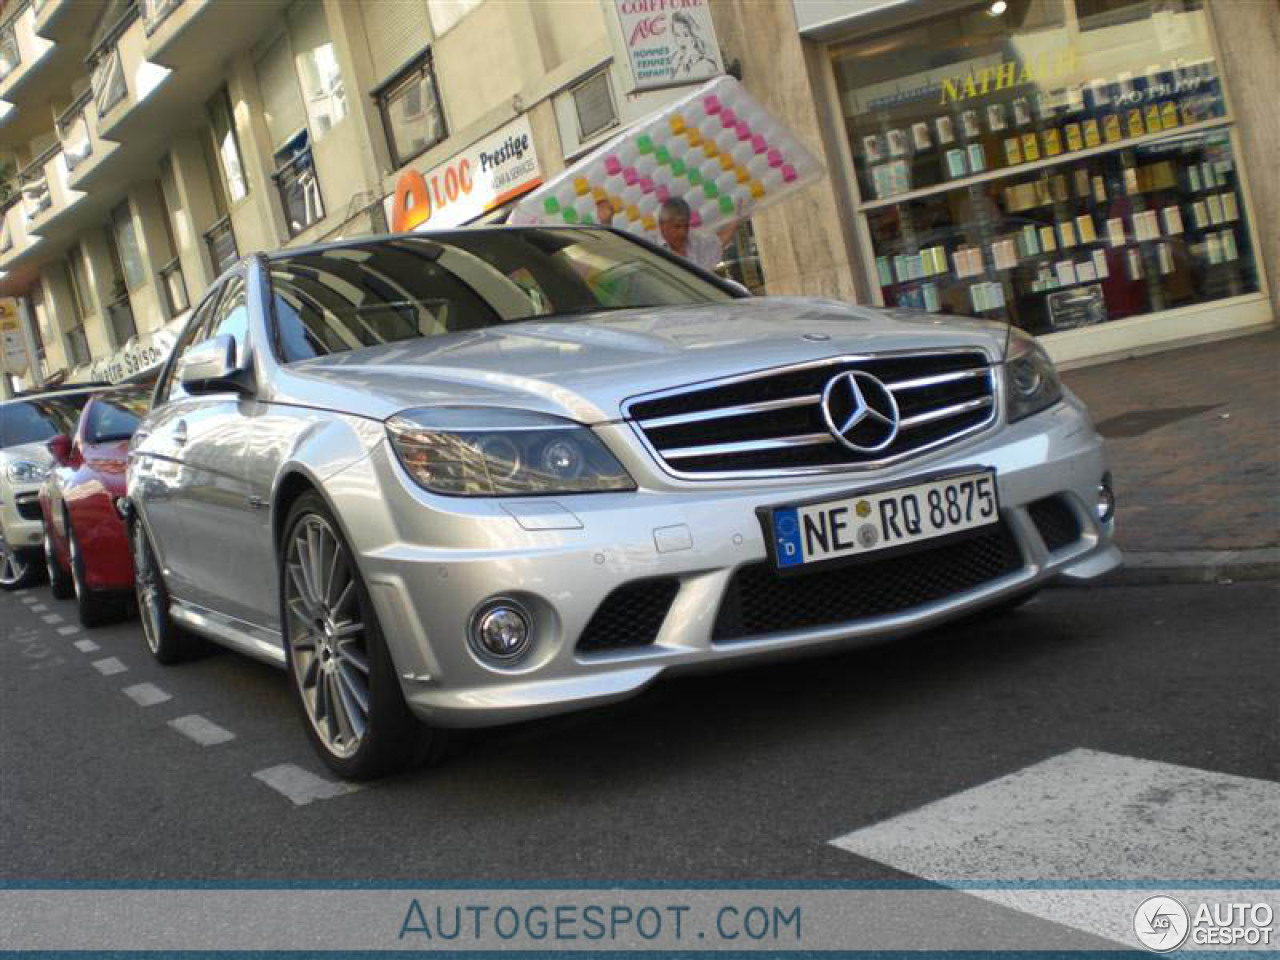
top-left (330, 394), bottom-right (1119, 728)
top-left (0, 481), bottom-right (47, 558)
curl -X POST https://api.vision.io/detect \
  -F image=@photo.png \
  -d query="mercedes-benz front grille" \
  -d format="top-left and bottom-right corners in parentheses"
top-left (625, 351), bottom-right (997, 478)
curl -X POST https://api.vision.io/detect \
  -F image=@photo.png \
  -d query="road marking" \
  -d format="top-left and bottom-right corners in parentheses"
top-left (91, 657), bottom-right (127, 676)
top-left (74, 639), bottom-right (100, 653)
top-left (30, 603), bottom-right (48, 612)
top-left (169, 715), bottom-right (235, 747)
top-left (122, 683), bottom-right (172, 707)
top-left (20, 595), bottom-right (36, 604)
top-left (252, 764), bottom-right (363, 806)
top-left (41, 613), bottom-right (62, 625)
top-left (831, 749), bottom-right (1280, 942)
top-left (57, 625), bottom-right (80, 636)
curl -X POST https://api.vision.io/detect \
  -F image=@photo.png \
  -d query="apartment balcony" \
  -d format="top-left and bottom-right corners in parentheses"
top-left (0, 0), bottom-right (94, 150)
top-left (32, 0), bottom-right (102, 48)
top-left (0, 192), bottom-right (45, 270)
top-left (17, 139), bottom-right (86, 234)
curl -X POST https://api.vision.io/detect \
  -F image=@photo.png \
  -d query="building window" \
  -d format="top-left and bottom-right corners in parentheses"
top-left (377, 53), bottom-right (447, 168)
top-left (273, 130), bottom-right (325, 237)
top-left (109, 202), bottom-right (147, 292)
top-left (289, 0), bottom-right (348, 139)
top-left (63, 255), bottom-right (88, 321)
top-left (204, 215), bottom-right (238, 275)
top-left (427, 0), bottom-right (480, 37)
top-left (65, 324), bottom-right (91, 366)
top-left (207, 89), bottom-right (248, 204)
top-left (830, 0), bottom-right (1261, 336)
top-left (0, 19), bottom-right (21, 85)
top-left (27, 284), bottom-right (45, 364)
top-left (573, 70), bottom-right (617, 142)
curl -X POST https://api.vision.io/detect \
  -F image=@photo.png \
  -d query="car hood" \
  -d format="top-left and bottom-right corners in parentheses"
top-left (269, 298), bottom-right (1009, 425)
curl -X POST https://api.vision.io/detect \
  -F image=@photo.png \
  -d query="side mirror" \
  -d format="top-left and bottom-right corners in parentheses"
top-left (179, 334), bottom-right (250, 395)
top-left (47, 434), bottom-right (74, 466)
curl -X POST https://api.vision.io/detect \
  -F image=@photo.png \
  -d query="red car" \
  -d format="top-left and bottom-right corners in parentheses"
top-left (39, 386), bottom-right (151, 626)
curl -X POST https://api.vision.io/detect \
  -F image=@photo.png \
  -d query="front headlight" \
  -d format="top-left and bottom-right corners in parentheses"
top-left (1003, 331), bottom-right (1063, 423)
top-left (6, 459), bottom-right (49, 485)
top-left (386, 407), bottom-right (636, 497)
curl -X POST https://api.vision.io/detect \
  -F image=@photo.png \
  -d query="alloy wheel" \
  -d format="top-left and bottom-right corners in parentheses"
top-left (133, 527), bottom-right (163, 655)
top-left (284, 514), bottom-right (371, 761)
top-left (0, 538), bottom-right (29, 587)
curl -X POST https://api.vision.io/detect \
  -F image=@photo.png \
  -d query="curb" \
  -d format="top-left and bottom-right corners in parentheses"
top-left (1090, 548), bottom-right (1280, 586)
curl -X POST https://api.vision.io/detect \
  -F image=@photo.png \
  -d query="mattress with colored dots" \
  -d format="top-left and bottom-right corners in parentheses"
top-left (508, 77), bottom-right (822, 239)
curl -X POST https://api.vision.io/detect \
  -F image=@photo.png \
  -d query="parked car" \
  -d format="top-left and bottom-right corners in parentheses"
top-left (40, 385), bottom-right (152, 625)
top-left (127, 227), bottom-right (1120, 779)
top-left (0, 387), bottom-right (96, 589)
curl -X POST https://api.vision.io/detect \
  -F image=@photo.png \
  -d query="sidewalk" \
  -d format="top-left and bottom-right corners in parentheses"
top-left (1062, 326), bottom-right (1279, 584)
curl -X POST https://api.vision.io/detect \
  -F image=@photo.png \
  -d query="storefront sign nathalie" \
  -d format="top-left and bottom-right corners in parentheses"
top-left (939, 46), bottom-right (1078, 104)
top-left (387, 115), bottom-right (542, 233)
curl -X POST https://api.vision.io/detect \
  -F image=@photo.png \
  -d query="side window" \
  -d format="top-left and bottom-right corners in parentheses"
top-left (155, 284), bottom-right (225, 405)
top-left (207, 274), bottom-right (250, 363)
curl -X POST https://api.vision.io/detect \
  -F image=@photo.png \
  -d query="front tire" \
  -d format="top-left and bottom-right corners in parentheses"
top-left (132, 519), bottom-right (201, 662)
top-left (44, 524), bottom-right (74, 600)
top-left (280, 492), bottom-right (446, 780)
top-left (0, 536), bottom-right (40, 591)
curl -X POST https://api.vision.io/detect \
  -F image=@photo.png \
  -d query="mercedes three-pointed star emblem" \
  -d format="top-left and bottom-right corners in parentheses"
top-left (820, 370), bottom-right (901, 453)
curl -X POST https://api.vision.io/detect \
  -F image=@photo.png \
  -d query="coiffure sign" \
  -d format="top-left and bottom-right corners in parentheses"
top-left (614, 0), bottom-right (724, 92)
top-left (387, 115), bottom-right (542, 232)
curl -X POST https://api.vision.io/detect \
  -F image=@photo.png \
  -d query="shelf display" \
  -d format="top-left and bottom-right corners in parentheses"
top-left (831, 0), bottom-right (1261, 338)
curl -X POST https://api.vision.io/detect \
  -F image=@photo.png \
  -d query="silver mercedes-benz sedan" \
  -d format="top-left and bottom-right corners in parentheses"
top-left (127, 227), bottom-right (1119, 778)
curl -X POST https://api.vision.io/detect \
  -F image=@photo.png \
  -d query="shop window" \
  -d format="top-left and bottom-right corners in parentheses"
top-left (573, 70), bottom-right (618, 142)
top-left (207, 88), bottom-right (249, 204)
top-left (377, 52), bottom-right (447, 169)
top-left (830, 0), bottom-right (1259, 336)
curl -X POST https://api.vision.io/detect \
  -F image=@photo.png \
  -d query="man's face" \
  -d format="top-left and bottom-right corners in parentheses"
top-left (659, 214), bottom-right (690, 250)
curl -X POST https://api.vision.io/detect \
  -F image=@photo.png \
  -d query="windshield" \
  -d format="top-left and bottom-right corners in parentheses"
top-left (0, 395), bottom-right (90, 449)
top-left (85, 389), bottom-right (151, 443)
top-left (268, 228), bottom-right (736, 363)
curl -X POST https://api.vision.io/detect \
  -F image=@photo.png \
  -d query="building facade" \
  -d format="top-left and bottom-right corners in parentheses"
top-left (0, 0), bottom-right (718, 393)
top-left (712, 0), bottom-right (1277, 366)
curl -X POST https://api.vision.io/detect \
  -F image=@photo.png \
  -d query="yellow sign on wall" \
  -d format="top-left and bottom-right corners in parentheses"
top-left (1, 297), bottom-right (30, 376)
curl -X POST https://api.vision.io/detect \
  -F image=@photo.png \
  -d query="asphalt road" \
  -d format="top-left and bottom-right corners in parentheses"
top-left (1, 580), bottom-right (1276, 882)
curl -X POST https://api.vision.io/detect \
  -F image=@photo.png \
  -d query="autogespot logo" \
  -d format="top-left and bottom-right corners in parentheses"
top-left (1134, 896), bottom-right (1191, 952)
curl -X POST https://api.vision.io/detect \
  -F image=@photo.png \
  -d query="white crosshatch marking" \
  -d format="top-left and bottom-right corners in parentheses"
top-left (91, 657), bottom-right (127, 676)
top-left (57, 625), bottom-right (80, 636)
top-left (253, 764), bottom-right (363, 806)
top-left (74, 639), bottom-right (100, 653)
top-left (830, 749), bottom-right (1280, 945)
top-left (168, 715), bottom-right (235, 747)
top-left (30, 604), bottom-right (47, 612)
top-left (41, 614), bottom-right (62, 625)
top-left (122, 683), bottom-right (172, 707)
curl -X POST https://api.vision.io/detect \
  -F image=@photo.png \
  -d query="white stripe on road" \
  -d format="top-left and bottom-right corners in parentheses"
top-left (30, 603), bottom-right (47, 612)
top-left (41, 613), bottom-right (62, 625)
top-left (91, 657), bottom-right (127, 676)
top-left (168, 715), bottom-right (235, 747)
top-left (74, 639), bottom-right (100, 653)
top-left (122, 683), bottom-right (172, 707)
top-left (831, 749), bottom-right (1280, 942)
top-left (57, 625), bottom-right (80, 636)
top-left (20, 595), bottom-right (36, 604)
top-left (253, 764), bottom-right (363, 806)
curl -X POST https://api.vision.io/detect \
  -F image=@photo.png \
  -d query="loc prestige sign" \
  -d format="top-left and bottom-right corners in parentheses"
top-left (387, 115), bottom-right (542, 233)
top-left (1, 297), bottom-right (28, 376)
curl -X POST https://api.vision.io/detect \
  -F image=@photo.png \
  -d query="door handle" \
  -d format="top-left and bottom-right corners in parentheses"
top-left (173, 420), bottom-right (188, 446)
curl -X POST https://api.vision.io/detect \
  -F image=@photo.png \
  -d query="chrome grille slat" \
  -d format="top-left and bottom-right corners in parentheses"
top-left (899, 396), bottom-right (994, 429)
top-left (638, 393), bottom-right (821, 429)
top-left (625, 350), bottom-right (998, 479)
top-left (664, 432), bottom-right (835, 460)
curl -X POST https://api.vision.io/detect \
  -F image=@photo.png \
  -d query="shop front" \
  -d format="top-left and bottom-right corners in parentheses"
top-left (814, 0), bottom-right (1271, 363)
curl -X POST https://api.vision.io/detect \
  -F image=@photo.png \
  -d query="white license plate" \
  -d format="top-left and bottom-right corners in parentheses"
top-left (769, 470), bottom-right (999, 570)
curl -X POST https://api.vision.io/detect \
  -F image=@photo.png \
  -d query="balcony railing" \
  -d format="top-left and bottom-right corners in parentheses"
top-left (86, 5), bottom-right (137, 118)
top-left (141, 0), bottom-right (183, 35)
top-left (273, 146), bottom-right (325, 238)
top-left (204, 215), bottom-right (237, 275)
top-left (0, 17), bottom-right (20, 85)
top-left (106, 294), bottom-right (137, 347)
top-left (56, 89), bottom-right (94, 171)
top-left (18, 143), bottom-right (57, 223)
top-left (159, 256), bottom-right (188, 316)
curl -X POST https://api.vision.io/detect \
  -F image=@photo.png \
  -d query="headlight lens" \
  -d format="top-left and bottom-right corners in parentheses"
top-left (386, 407), bottom-right (636, 496)
top-left (6, 459), bottom-right (49, 484)
top-left (1003, 332), bottom-right (1063, 423)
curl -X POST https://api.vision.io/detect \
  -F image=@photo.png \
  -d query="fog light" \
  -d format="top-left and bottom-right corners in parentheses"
top-left (1096, 472), bottom-right (1115, 523)
top-left (469, 599), bottom-right (533, 665)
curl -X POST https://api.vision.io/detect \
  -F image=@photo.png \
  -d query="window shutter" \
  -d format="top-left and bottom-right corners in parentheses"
top-left (255, 33), bottom-right (308, 152)
top-left (362, 0), bottom-right (431, 83)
